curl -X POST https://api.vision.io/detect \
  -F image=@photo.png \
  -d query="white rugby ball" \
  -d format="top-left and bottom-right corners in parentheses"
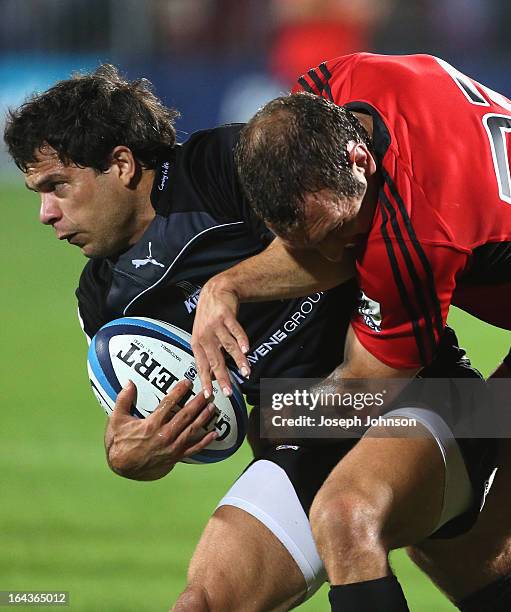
top-left (87, 317), bottom-right (247, 464)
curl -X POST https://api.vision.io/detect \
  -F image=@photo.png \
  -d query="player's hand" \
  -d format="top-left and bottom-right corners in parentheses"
top-left (105, 379), bottom-right (218, 481)
top-left (191, 277), bottom-right (251, 399)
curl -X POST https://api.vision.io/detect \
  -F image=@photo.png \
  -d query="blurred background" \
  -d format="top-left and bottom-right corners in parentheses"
top-left (1, 1), bottom-right (510, 610)
top-left (2, 0), bottom-right (511, 167)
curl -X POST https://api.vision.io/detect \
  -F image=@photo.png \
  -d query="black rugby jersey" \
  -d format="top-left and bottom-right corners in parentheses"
top-left (77, 124), bottom-right (358, 406)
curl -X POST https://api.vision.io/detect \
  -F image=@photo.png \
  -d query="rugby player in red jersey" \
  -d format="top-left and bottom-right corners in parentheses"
top-left (191, 54), bottom-right (511, 611)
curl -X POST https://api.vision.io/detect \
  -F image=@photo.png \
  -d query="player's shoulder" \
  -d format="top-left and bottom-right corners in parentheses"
top-left (170, 124), bottom-right (247, 218)
top-left (296, 53), bottom-right (445, 100)
top-left (76, 258), bottom-right (113, 337)
top-left (175, 123), bottom-right (244, 188)
top-left (179, 123), bottom-right (244, 159)
top-left (327, 52), bottom-right (444, 82)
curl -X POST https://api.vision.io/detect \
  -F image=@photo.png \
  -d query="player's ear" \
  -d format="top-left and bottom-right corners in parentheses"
top-left (109, 146), bottom-right (137, 186)
top-left (347, 141), bottom-right (377, 177)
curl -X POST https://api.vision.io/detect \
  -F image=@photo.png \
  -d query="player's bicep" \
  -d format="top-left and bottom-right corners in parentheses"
top-left (333, 325), bottom-right (420, 380)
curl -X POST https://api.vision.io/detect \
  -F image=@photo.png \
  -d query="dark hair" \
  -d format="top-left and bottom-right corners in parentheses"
top-left (4, 64), bottom-right (179, 172)
top-left (235, 92), bottom-right (372, 233)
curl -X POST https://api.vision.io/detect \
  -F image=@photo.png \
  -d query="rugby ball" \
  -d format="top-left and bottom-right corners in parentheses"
top-left (87, 317), bottom-right (247, 464)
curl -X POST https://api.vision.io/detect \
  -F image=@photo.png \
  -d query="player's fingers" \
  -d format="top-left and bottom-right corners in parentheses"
top-left (202, 342), bottom-right (233, 397)
top-left (173, 404), bottom-right (219, 450)
top-left (186, 403), bottom-right (219, 438)
top-left (152, 379), bottom-right (194, 425)
top-left (111, 380), bottom-right (137, 420)
top-left (215, 326), bottom-right (251, 380)
top-left (181, 430), bottom-right (219, 459)
top-left (191, 341), bottom-right (214, 400)
top-left (225, 319), bottom-right (250, 360)
top-left (162, 391), bottom-right (210, 435)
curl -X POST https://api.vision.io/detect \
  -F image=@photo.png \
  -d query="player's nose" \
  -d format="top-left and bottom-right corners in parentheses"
top-left (39, 194), bottom-right (62, 226)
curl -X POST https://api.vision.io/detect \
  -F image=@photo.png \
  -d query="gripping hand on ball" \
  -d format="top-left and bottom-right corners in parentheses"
top-left (105, 379), bottom-right (218, 480)
top-left (191, 277), bottom-right (250, 400)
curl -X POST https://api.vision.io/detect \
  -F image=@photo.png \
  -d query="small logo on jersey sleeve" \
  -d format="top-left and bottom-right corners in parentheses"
top-left (131, 242), bottom-right (165, 269)
top-left (358, 290), bottom-right (382, 333)
top-left (176, 281), bottom-right (202, 314)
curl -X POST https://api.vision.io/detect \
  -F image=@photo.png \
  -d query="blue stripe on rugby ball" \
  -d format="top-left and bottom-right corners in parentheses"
top-left (90, 375), bottom-right (113, 409)
top-left (100, 317), bottom-right (192, 352)
top-left (88, 333), bottom-right (119, 404)
top-left (88, 325), bottom-right (148, 416)
top-left (89, 319), bottom-right (189, 419)
top-left (188, 385), bottom-right (247, 463)
top-left (89, 324), bottom-right (149, 418)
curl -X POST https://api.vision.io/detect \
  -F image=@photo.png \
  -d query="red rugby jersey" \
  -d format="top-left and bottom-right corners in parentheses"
top-left (294, 53), bottom-right (511, 368)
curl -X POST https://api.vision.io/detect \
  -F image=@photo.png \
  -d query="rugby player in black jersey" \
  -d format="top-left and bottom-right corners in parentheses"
top-left (5, 65), bottom-right (511, 612)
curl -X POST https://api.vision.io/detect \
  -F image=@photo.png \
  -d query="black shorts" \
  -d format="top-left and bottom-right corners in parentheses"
top-left (253, 436), bottom-right (497, 539)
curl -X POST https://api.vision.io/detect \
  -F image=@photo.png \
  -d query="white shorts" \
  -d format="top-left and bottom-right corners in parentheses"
top-left (217, 407), bottom-right (473, 600)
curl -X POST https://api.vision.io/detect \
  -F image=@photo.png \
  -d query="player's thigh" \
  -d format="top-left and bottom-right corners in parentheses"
top-left (185, 505), bottom-right (306, 612)
top-left (177, 442), bottom-right (358, 611)
top-left (312, 421), bottom-right (446, 549)
top-left (409, 438), bottom-right (511, 601)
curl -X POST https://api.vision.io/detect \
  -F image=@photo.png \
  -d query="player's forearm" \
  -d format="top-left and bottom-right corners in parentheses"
top-left (309, 326), bottom-right (419, 412)
top-left (191, 242), bottom-right (354, 397)
top-left (213, 238), bottom-right (355, 303)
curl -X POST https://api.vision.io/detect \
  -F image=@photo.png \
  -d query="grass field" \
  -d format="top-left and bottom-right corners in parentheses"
top-left (1, 181), bottom-right (509, 611)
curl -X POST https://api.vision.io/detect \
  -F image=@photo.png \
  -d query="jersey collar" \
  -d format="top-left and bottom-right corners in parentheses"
top-left (344, 102), bottom-right (391, 165)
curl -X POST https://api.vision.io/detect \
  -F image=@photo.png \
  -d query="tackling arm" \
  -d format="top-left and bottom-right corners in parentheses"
top-left (215, 237), bottom-right (355, 302)
top-left (329, 325), bottom-right (420, 381)
top-left (191, 238), bottom-right (355, 398)
top-left (314, 325), bottom-right (420, 415)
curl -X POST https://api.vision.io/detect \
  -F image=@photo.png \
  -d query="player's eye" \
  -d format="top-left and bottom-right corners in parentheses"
top-left (53, 182), bottom-right (67, 194)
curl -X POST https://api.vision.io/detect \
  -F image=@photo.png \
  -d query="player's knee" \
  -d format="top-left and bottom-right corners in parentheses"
top-left (310, 486), bottom-right (384, 554)
top-left (172, 585), bottom-right (211, 612)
